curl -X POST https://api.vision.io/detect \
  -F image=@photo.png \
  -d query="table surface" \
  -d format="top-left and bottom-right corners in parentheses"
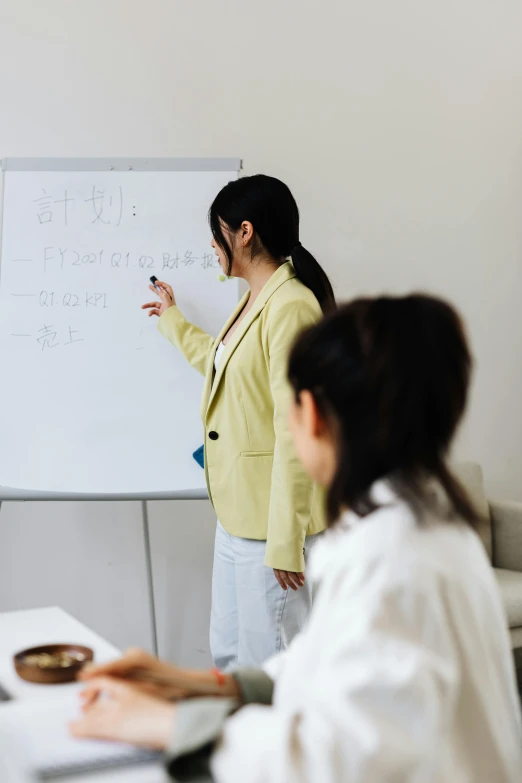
top-left (0, 606), bottom-right (168, 783)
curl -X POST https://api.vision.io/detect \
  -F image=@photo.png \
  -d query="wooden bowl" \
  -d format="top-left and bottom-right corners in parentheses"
top-left (14, 644), bottom-right (94, 684)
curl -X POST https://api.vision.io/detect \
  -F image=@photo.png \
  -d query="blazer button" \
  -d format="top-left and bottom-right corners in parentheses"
top-left (208, 431), bottom-right (219, 441)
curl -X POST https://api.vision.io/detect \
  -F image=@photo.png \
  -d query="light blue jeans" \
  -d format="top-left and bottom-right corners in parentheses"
top-left (210, 521), bottom-right (322, 671)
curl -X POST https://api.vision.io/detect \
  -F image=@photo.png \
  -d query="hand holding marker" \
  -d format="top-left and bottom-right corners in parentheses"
top-left (141, 277), bottom-right (176, 318)
top-left (144, 266), bottom-right (231, 318)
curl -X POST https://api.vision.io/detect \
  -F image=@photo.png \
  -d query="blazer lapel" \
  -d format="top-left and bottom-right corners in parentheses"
top-left (200, 291), bottom-right (250, 416)
top-left (205, 262), bottom-right (295, 415)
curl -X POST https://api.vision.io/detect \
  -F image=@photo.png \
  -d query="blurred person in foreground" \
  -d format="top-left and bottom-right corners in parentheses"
top-left (72, 295), bottom-right (522, 783)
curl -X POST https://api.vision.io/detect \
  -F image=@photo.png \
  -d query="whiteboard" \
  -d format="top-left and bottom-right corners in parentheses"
top-left (0, 159), bottom-right (240, 495)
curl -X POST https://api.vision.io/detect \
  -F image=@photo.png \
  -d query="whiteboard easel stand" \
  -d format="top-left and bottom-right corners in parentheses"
top-left (0, 487), bottom-right (208, 656)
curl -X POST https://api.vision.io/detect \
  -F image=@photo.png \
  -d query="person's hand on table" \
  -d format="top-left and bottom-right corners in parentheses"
top-left (273, 569), bottom-right (305, 591)
top-left (80, 648), bottom-right (192, 702)
top-left (80, 647), bottom-right (241, 702)
top-left (70, 677), bottom-right (174, 750)
top-left (142, 280), bottom-right (176, 317)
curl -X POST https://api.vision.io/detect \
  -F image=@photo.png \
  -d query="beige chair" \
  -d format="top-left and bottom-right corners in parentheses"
top-left (455, 463), bottom-right (522, 652)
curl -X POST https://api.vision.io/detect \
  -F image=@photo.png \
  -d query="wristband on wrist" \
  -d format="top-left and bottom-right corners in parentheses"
top-left (210, 667), bottom-right (226, 688)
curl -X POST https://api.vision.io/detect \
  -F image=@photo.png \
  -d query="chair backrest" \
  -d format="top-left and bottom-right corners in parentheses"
top-left (452, 461), bottom-right (492, 559)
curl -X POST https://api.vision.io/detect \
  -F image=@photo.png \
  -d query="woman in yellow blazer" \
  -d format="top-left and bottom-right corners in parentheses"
top-left (143, 175), bottom-right (334, 670)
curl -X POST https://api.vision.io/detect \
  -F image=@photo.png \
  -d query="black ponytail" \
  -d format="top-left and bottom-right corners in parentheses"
top-left (291, 242), bottom-right (335, 313)
top-left (209, 174), bottom-right (335, 313)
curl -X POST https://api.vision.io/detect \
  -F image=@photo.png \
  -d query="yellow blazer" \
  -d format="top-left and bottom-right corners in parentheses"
top-left (158, 262), bottom-right (326, 572)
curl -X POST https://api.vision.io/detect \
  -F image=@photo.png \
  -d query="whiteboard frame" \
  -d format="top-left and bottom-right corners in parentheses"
top-left (0, 156), bottom-right (242, 500)
top-left (1, 158), bottom-right (242, 172)
top-left (0, 487), bottom-right (208, 500)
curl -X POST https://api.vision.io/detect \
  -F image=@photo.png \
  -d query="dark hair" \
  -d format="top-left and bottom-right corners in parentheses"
top-left (209, 174), bottom-right (335, 313)
top-left (288, 294), bottom-right (478, 527)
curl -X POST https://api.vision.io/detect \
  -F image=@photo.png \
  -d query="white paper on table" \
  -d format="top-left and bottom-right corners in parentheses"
top-left (0, 694), bottom-right (161, 780)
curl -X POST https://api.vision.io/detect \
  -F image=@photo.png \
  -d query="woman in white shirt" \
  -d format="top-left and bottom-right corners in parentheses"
top-left (72, 294), bottom-right (522, 782)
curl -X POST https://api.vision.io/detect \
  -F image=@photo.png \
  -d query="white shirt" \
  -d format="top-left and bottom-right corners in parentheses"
top-left (214, 341), bottom-right (226, 370)
top-left (212, 483), bottom-right (522, 783)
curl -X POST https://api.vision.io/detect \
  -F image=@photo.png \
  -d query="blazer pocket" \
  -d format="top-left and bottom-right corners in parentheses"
top-left (240, 451), bottom-right (274, 458)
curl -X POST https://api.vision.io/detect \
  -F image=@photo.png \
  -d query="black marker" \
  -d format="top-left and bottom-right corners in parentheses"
top-left (150, 275), bottom-right (160, 291)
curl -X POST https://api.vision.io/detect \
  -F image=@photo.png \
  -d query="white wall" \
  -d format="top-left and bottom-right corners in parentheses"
top-left (0, 0), bottom-right (521, 655)
top-left (0, 501), bottom-right (153, 650)
top-left (148, 501), bottom-right (216, 667)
